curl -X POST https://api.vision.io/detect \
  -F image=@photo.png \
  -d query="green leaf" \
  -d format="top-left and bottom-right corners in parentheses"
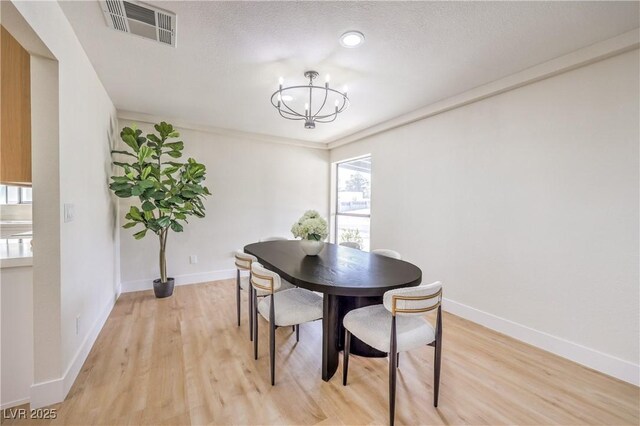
top-left (147, 133), bottom-right (161, 143)
top-left (141, 201), bottom-right (155, 211)
top-left (150, 191), bottom-right (166, 200)
top-left (133, 229), bottom-right (147, 240)
top-left (170, 221), bottom-right (184, 232)
top-left (167, 151), bottom-right (182, 158)
top-left (138, 179), bottom-right (155, 189)
top-left (122, 134), bottom-right (139, 152)
top-left (131, 186), bottom-right (143, 196)
top-left (122, 222), bottom-right (137, 229)
top-left (162, 166), bottom-right (179, 175)
top-left (138, 146), bottom-right (153, 163)
top-left (128, 206), bottom-right (143, 221)
top-left (141, 166), bottom-right (152, 180)
top-left (114, 189), bottom-right (132, 198)
top-left (157, 216), bottom-right (171, 228)
top-left (164, 141), bottom-right (184, 151)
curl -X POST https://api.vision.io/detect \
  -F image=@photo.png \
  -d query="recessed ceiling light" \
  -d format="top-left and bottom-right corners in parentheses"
top-left (340, 31), bottom-right (365, 48)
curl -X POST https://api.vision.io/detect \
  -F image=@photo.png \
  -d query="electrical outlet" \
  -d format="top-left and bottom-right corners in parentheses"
top-left (64, 203), bottom-right (75, 223)
top-left (190, 255), bottom-right (198, 264)
top-left (75, 315), bottom-right (81, 335)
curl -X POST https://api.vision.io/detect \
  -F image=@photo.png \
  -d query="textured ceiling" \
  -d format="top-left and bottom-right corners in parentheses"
top-left (60, 1), bottom-right (639, 144)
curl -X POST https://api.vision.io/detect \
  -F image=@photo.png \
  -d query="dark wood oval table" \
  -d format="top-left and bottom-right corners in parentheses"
top-left (244, 240), bottom-right (422, 381)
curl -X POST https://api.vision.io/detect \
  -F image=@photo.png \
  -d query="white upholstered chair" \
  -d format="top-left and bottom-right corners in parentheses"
top-left (251, 262), bottom-right (323, 385)
top-left (343, 281), bottom-right (443, 426)
top-left (340, 241), bottom-right (361, 250)
top-left (234, 250), bottom-right (293, 340)
top-left (371, 248), bottom-right (402, 260)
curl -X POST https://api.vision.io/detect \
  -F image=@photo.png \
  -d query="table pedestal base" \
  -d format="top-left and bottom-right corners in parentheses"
top-left (322, 294), bottom-right (387, 381)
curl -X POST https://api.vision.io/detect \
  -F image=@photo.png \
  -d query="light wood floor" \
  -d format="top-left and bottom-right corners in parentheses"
top-left (2, 280), bottom-right (638, 425)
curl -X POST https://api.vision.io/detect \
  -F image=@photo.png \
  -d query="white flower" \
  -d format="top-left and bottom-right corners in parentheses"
top-left (291, 210), bottom-right (328, 241)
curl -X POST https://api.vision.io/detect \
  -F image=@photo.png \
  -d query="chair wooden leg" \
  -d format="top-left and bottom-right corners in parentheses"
top-left (296, 324), bottom-right (300, 342)
top-left (269, 295), bottom-right (276, 386)
top-left (434, 306), bottom-right (443, 407)
top-left (236, 270), bottom-right (241, 326)
top-left (253, 291), bottom-right (259, 360)
top-left (389, 317), bottom-right (398, 426)
top-left (248, 285), bottom-right (253, 341)
top-left (343, 330), bottom-right (351, 386)
top-left (397, 353), bottom-right (400, 368)
top-left (292, 325), bottom-right (295, 332)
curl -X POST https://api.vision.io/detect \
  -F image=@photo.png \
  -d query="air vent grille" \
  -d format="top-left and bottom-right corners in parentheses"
top-left (110, 14), bottom-right (128, 32)
top-left (101, 0), bottom-right (176, 47)
top-left (123, 1), bottom-right (155, 26)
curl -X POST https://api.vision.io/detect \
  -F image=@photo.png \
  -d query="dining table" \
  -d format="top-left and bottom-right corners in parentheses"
top-left (244, 240), bottom-right (422, 381)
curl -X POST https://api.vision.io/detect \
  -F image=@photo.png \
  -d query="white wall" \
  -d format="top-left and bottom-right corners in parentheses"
top-left (331, 50), bottom-right (639, 383)
top-left (118, 121), bottom-right (329, 291)
top-left (10, 0), bottom-right (120, 407)
top-left (1, 266), bottom-right (33, 409)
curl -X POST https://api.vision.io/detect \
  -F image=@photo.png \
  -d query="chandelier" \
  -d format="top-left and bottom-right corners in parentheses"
top-left (270, 71), bottom-right (350, 129)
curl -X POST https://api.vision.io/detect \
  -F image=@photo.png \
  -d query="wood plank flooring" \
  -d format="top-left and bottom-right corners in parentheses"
top-left (2, 280), bottom-right (638, 425)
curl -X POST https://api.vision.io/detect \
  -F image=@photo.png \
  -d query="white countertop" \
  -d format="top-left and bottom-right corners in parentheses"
top-left (0, 238), bottom-right (33, 268)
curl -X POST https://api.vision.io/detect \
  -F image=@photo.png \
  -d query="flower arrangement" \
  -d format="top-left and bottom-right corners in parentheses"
top-left (340, 228), bottom-right (363, 246)
top-left (291, 210), bottom-right (329, 241)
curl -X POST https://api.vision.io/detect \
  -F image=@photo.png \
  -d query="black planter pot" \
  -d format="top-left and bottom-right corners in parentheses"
top-left (153, 277), bottom-right (175, 298)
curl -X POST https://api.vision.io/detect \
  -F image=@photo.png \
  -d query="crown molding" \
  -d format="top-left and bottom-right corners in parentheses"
top-left (328, 28), bottom-right (640, 150)
top-left (116, 110), bottom-right (329, 150)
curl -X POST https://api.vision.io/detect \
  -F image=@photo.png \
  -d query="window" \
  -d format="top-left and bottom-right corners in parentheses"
top-left (335, 156), bottom-right (371, 251)
top-left (0, 185), bottom-right (32, 204)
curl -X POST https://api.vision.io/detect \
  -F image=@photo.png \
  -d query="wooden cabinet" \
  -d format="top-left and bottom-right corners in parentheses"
top-left (1, 25), bottom-right (31, 185)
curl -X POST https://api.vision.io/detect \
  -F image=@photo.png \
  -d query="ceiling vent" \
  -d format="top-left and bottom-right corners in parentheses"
top-left (100, 0), bottom-right (176, 47)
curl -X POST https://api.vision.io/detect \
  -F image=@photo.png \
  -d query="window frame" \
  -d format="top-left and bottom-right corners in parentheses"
top-left (334, 155), bottom-right (372, 247)
top-left (0, 185), bottom-right (33, 205)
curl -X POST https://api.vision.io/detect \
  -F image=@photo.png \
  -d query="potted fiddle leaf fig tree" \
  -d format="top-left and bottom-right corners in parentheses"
top-left (109, 122), bottom-right (211, 298)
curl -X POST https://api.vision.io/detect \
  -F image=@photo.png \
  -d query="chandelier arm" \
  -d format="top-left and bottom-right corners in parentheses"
top-left (314, 113), bottom-right (338, 123)
top-left (278, 108), bottom-right (305, 120)
top-left (316, 95), bottom-right (349, 119)
top-left (271, 90), bottom-right (305, 118)
top-left (280, 95), bottom-right (306, 118)
top-left (312, 87), bottom-right (329, 118)
top-left (278, 109), bottom-right (305, 121)
top-left (337, 96), bottom-right (349, 113)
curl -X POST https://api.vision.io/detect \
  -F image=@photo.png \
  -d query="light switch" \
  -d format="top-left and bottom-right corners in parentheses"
top-left (64, 203), bottom-right (75, 223)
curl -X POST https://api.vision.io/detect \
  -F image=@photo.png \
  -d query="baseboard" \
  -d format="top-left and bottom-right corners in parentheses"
top-left (120, 268), bottom-right (240, 293)
top-left (30, 292), bottom-right (119, 409)
top-left (29, 378), bottom-right (63, 410)
top-left (1, 397), bottom-right (30, 410)
top-left (442, 298), bottom-right (640, 386)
